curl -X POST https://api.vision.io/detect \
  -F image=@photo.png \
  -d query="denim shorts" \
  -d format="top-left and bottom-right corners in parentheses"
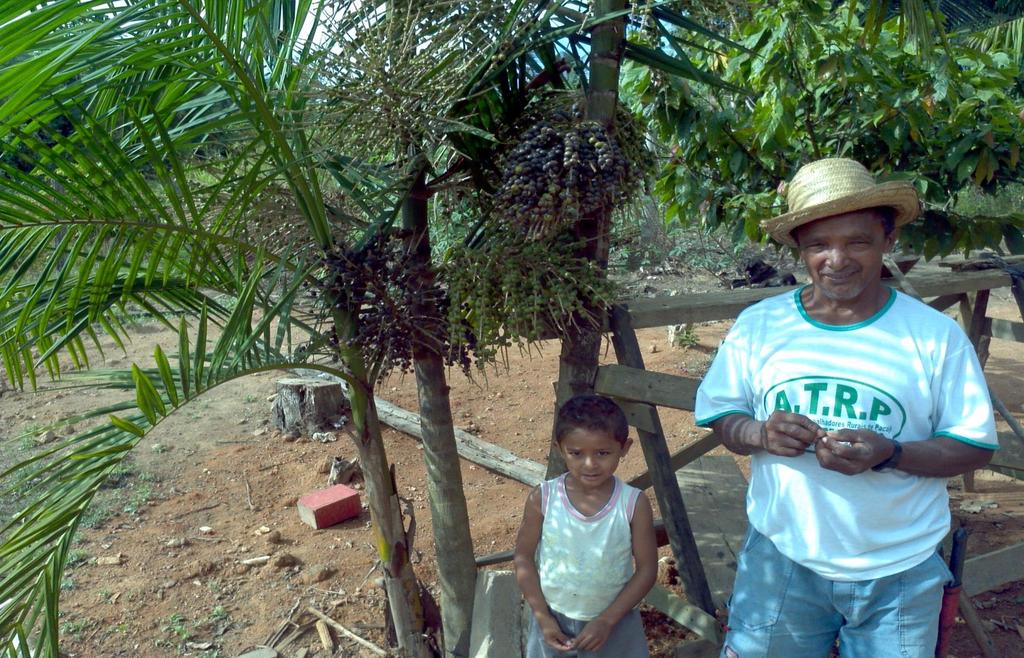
top-left (721, 527), bottom-right (950, 658)
top-left (525, 607), bottom-right (650, 658)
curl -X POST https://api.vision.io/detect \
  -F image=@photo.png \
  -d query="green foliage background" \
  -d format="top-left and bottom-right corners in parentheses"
top-left (622, 0), bottom-right (1024, 259)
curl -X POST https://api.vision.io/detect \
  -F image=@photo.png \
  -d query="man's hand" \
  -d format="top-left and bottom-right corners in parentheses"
top-left (761, 411), bottom-right (826, 457)
top-left (536, 614), bottom-right (574, 652)
top-left (815, 429), bottom-right (892, 475)
top-left (573, 616), bottom-right (612, 652)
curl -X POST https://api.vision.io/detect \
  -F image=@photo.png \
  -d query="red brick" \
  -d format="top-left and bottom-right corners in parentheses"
top-left (297, 484), bottom-right (361, 529)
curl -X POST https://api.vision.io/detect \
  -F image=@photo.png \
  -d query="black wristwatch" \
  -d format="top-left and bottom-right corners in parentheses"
top-left (871, 438), bottom-right (903, 472)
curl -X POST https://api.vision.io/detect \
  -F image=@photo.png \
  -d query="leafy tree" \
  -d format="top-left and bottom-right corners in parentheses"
top-left (628, 0), bottom-right (1024, 258)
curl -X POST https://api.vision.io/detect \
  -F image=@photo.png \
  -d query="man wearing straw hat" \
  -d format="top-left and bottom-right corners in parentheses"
top-left (694, 158), bottom-right (998, 657)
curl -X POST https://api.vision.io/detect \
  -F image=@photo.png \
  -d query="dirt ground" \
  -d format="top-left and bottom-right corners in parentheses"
top-left (5, 276), bottom-right (1024, 658)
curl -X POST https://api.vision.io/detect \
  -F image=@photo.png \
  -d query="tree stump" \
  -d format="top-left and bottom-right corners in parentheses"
top-left (271, 378), bottom-right (348, 437)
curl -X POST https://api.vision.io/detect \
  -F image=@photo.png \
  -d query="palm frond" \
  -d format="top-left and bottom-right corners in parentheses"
top-left (1, 0), bottom-right (339, 248)
top-left (855, 0), bottom-right (1024, 53)
top-left (0, 0), bottom-right (374, 392)
top-left (0, 213), bottom-right (326, 388)
top-left (0, 264), bottom-right (350, 652)
top-left (966, 15), bottom-right (1024, 61)
top-left (935, 0), bottom-right (1020, 32)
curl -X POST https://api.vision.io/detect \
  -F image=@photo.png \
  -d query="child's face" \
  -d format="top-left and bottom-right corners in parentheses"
top-left (558, 427), bottom-right (631, 491)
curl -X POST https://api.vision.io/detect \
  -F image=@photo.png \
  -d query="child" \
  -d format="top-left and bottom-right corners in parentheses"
top-left (514, 394), bottom-right (657, 657)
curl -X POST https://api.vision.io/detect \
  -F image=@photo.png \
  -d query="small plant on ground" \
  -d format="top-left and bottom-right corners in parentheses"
top-left (163, 613), bottom-right (191, 641)
top-left (122, 483), bottom-right (153, 515)
top-left (137, 470), bottom-right (161, 483)
top-left (59, 618), bottom-right (94, 638)
top-left (668, 324), bottom-right (699, 349)
top-left (79, 501), bottom-right (115, 529)
top-left (17, 422), bottom-right (43, 451)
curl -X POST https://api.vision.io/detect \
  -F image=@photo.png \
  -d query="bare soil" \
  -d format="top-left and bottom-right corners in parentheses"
top-left (5, 279), bottom-right (1024, 658)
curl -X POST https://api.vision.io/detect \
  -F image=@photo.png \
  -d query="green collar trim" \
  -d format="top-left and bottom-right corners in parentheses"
top-left (795, 285), bottom-right (895, 331)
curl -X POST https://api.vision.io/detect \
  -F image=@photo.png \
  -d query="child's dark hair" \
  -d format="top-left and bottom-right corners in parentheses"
top-left (554, 394), bottom-right (629, 445)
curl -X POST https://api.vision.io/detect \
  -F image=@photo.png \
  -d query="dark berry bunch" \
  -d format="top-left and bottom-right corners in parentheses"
top-left (306, 232), bottom-right (471, 378)
top-left (488, 92), bottom-right (652, 238)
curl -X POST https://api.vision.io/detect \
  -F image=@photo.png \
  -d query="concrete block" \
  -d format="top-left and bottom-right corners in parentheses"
top-left (297, 484), bottom-right (360, 529)
top-left (469, 570), bottom-right (525, 658)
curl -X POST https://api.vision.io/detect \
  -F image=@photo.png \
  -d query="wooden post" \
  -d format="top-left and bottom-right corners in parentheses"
top-left (957, 291), bottom-right (991, 493)
top-left (1006, 263), bottom-right (1024, 319)
top-left (992, 262), bottom-right (1024, 447)
top-left (966, 290), bottom-right (991, 368)
top-left (608, 304), bottom-right (716, 614)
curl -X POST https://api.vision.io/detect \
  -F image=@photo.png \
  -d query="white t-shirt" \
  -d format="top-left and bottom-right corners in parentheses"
top-left (536, 474), bottom-right (641, 620)
top-left (695, 287), bottom-right (998, 581)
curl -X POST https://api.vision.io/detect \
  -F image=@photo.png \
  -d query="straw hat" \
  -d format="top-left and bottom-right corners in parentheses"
top-left (762, 158), bottom-right (920, 247)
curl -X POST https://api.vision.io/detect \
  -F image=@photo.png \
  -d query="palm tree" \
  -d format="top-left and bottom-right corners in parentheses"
top-left (0, 1), bottom-right (465, 654)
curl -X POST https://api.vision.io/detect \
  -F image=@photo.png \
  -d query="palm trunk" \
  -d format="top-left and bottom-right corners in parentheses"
top-left (344, 347), bottom-right (432, 658)
top-left (403, 168), bottom-right (477, 656)
top-left (546, 0), bottom-right (626, 478)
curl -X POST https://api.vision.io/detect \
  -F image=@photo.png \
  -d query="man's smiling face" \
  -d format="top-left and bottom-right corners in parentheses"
top-left (794, 208), bottom-right (895, 303)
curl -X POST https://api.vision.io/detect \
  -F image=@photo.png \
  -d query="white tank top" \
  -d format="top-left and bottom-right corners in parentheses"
top-left (536, 474), bottom-right (641, 620)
